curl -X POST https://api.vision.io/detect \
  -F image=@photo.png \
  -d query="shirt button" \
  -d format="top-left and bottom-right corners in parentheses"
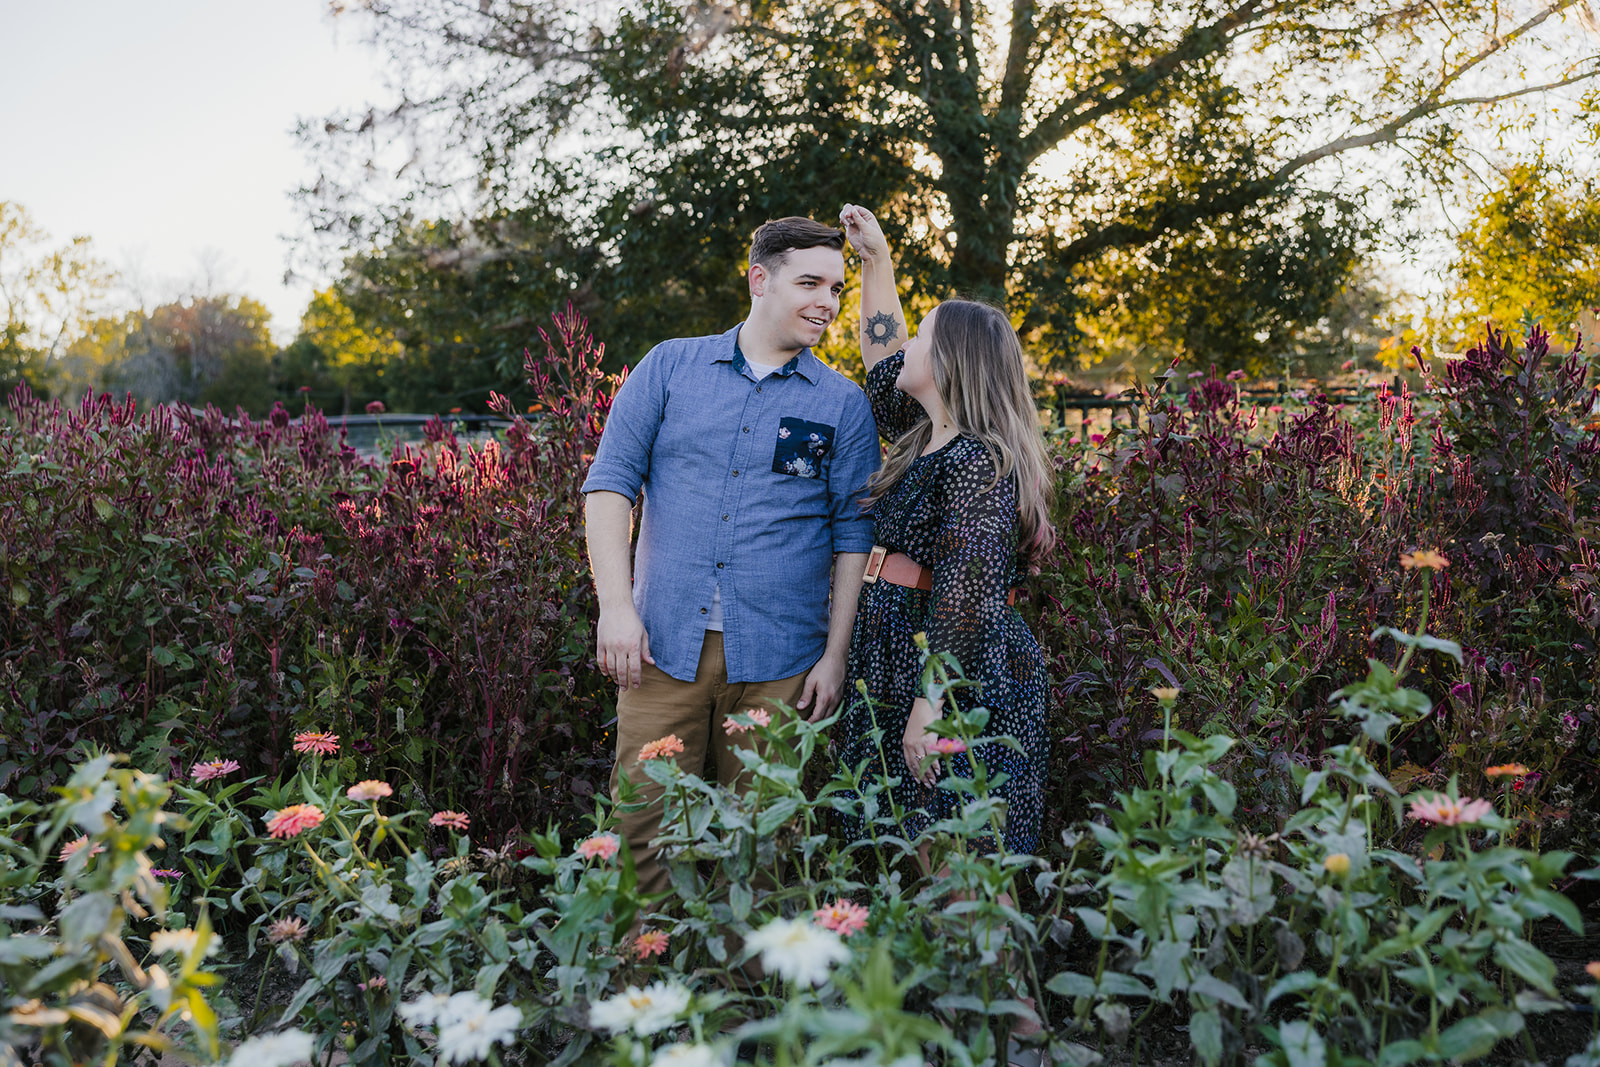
top-left (732, 470), bottom-right (740, 477)
top-left (717, 562), bottom-right (724, 568)
top-left (743, 426), bottom-right (750, 433)
top-left (700, 607), bottom-right (707, 614)
top-left (756, 386), bottom-right (763, 393)
top-left (722, 514), bottom-right (729, 521)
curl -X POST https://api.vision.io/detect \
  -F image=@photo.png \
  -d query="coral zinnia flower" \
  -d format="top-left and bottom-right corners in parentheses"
top-left (430, 810), bottom-right (470, 830)
top-left (1407, 794), bottom-right (1493, 826)
top-left (638, 734), bottom-right (685, 761)
top-left (346, 780), bottom-right (393, 802)
top-left (292, 731), bottom-right (340, 756)
top-left (813, 899), bottom-right (870, 937)
top-left (266, 803), bottom-right (325, 838)
top-left (58, 837), bottom-right (105, 863)
top-left (1399, 550), bottom-right (1449, 571)
top-left (1588, 961), bottom-right (1600, 982)
top-left (575, 833), bottom-right (620, 861)
top-left (723, 708), bottom-right (773, 735)
top-left (1485, 763), bottom-right (1530, 778)
top-left (191, 758), bottom-right (241, 782)
top-left (267, 916), bottom-right (308, 943)
top-left (930, 738), bottom-right (968, 756)
top-left (634, 929), bottom-right (670, 959)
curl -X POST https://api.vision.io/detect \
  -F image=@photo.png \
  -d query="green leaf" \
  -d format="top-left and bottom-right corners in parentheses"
top-left (1189, 974), bottom-right (1250, 1010)
top-left (59, 891), bottom-right (114, 945)
top-left (1190, 1007), bottom-right (1223, 1067)
top-left (1494, 938), bottom-right (1557, 996)
top-left (1436, 1009), bottom-right (1523, 1059)
top-left (1046, 971), bottom-right (1097, 998)
top-left (1276, 1020), bottom-right (1326, 1067)
top-left (755, 796), bottom-right (801, 837)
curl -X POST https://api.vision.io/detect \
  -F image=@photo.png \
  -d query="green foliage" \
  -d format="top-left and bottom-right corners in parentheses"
top-left (0, 755), bottom-right (223, 1065)
top-left (1449, 162), bottom-right (1600, 352)
top-left (0, 202), bottom-right (113, 398)
top-left (304, 0), bottom-right (1597, 370)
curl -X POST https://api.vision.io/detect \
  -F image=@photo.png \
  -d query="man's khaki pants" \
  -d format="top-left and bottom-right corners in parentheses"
top-left (610, 630), bottom-right (808, 900)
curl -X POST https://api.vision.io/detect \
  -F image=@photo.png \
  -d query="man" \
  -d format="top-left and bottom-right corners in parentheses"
top-left (581, 216), bottom-right (878, 897)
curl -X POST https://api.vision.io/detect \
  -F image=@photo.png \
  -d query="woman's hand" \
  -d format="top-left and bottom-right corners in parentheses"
top-left (903, 697), bottom-right (942, 786)
top-left (839, 204), bottom-right (888, 263)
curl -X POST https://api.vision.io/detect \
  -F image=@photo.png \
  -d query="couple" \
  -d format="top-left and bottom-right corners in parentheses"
top-left (581, 206), bottom-right (1053, 891)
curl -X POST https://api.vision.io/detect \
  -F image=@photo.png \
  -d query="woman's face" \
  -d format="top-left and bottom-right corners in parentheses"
top-left (896, 308), bottom-right (938, 405)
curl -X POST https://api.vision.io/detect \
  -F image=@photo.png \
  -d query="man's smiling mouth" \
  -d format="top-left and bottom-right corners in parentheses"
top-left (802, 315), bottom-right (828, 327)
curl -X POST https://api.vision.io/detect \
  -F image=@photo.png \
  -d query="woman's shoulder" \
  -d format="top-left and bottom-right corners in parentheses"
top-left (937, 437), bottom-right (1010, 492)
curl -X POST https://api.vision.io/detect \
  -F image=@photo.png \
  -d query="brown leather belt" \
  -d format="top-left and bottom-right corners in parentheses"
top-left (861, 545), bottom-right (1020, 605)
top-left (862, 545), bottom-right (932, 590)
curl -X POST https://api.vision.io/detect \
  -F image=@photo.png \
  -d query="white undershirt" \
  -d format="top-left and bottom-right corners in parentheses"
top-left (706, 356), bottom-right (783, 632)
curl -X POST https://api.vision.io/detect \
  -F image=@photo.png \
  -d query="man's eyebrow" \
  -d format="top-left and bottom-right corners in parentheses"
top-left (794, 273), bottom-right (837, 283)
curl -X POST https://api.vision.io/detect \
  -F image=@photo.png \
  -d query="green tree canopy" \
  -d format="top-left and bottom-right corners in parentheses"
top-left (1448, 161), bottom-right (1600, 353)
top-left (301, 0), bottom-right (1599, 372)
top-left (65, 296), bottom-right (279, 415)
top-left (0, 202), bottom-right (113, 396)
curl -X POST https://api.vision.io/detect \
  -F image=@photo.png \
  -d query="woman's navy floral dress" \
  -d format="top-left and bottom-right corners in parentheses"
top-left (833, 350), bottom-right (1050, 853)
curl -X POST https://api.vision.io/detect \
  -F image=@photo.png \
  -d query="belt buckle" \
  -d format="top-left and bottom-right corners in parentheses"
top-left (862, 545), bottom-right (888, 583)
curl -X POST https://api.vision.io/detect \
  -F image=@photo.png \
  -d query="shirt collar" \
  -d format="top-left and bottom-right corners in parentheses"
top-left (711, 323), bottom-right (820, 383)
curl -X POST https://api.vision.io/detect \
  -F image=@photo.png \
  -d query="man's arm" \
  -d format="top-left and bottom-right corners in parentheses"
top-left (799, 551), bottom-right (868, 723)
top-left (585, 490), bottom-right (654, 689)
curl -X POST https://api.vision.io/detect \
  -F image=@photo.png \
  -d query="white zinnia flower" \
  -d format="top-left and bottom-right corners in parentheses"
top-left (589, 981), bottom-right (693, 1036)
top-left (745, 916), bottom-right (850, 987)
top-left (225, 1029), bottom-right (315, 1067)
top-left (398, 990), bottom-right (454, 1027)
top-left (652, 1043), bottom-right (723, 1067)
top-left (434, 992), bottom-right (521, 1064)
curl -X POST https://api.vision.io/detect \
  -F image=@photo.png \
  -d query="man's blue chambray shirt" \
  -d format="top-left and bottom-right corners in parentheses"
top-left (581, 324), bottom-right (879, 684)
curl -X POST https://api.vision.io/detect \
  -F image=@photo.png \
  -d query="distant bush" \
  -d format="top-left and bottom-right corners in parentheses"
top-left (0, 308), bottom-right (615, 835)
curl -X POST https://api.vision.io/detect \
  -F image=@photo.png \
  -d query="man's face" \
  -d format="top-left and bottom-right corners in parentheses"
top-left (749, 245), bottom-right (847, 351)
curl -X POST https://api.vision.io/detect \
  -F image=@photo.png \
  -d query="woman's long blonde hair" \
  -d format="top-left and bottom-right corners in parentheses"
top-left (860, 299), bottom-right (1056, 568)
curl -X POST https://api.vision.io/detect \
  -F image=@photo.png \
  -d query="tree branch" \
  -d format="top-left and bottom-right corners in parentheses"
top-left (999, 0), bottom-right (1039, 118)
top-left (1020, 0), bottom-right (1274, 164)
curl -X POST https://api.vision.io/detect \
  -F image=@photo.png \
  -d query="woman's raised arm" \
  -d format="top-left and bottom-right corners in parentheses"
top-left (839, 204), bottom-right (909, 373)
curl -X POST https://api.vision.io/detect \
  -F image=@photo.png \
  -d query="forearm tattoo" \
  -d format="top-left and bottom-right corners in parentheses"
top-left (865, 310), bottom-right (900, 348)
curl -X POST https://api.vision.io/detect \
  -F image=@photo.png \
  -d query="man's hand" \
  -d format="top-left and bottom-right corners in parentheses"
top-left (596, 606), bottom-right (654, 689)
top-left (798, 650), bottom-right (847, 724)
top-left (903, 697), bottom-right (942, 786)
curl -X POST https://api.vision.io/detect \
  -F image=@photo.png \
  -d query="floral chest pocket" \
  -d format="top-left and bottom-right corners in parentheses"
top-left (772, 417), bottom-right (834, 479)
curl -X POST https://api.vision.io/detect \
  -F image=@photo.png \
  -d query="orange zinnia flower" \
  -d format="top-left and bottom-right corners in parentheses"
top-left (1399, 550), bottom-right (1449, 571)
top-left (575, 833), bottom-right (620, 861)
top-left (430, 810), bottom-right (470, 830)
top-left (638, 734), bottom-right (686, 761)
top-left (1485, 763), bottom-right (1530, 778)
top-left (634, 929), bottom-right (670, 959)
top-left (1407, 794), bottom-right (1492, 826)
top-left (266, 804), bottom-right (326, 838)
top-left (346, 780), bottom-right (393, 802)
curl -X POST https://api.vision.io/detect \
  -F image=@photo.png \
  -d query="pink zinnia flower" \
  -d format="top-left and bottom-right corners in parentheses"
top-left (358, 975), bottom-right (387, 992)
top-left (267, 916), bottom-right (308, 943)
top-left (58, 837), bottom-right (105, 863)
top-left (150, 869), bottom-right (183, 879)
top-left (575, 833), bottom-right (620, 861)
top-left (930, 738), bottom-right (967, 755)
top-left (292, 731), bottom-right (340, 756)
top-left (191, 759), bottom-right (240, 783)
top-left (634, 929), bottom-right (670, 959)
top-left (724, 708), bottom-right (773, 735)
top-left (346, 780), bottom-right (393, 802)
top-left (814, 899), bottom-right (870, 937)
top-left (430, 810), bottom-right (470, 830)
top-left (638, 734), bottom-right (685, 761)
top-left (265, 803), bottom-right (325, 838)
top-left (1407, 794), bottom-right (1493, 826)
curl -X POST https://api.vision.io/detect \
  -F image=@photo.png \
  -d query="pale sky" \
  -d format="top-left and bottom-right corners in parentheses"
top-left (0, 0), bottom-right (389, 338)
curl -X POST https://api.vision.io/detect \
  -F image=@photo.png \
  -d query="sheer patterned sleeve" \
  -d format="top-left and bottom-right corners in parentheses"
top-left (925, 444), bottom-right (1019, 683)
top-left (864, 350), bottom-right (924, 443)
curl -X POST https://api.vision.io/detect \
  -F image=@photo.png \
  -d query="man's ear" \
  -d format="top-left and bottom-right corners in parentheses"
top-left (748, 263), bottom-right (767, 299)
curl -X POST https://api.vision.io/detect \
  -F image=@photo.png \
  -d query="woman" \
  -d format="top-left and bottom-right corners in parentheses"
top-left (832, 203), bottom-right (1054, 858)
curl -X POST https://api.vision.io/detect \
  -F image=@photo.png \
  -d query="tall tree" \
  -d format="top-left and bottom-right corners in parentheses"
top-left (1447, 161), bottom-right (1600, 352)
top-left (0, 202), bottom-right (113, 395)
top-left (302, 0), bottom-right (1600, 368)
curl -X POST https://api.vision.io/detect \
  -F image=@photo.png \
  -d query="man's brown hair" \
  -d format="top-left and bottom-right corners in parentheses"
top-left (749, 217), bottom-right (846, 274)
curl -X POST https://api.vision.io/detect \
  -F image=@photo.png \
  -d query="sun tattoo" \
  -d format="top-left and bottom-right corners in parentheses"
top-left (865, 311), bottom-right (900, 348)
